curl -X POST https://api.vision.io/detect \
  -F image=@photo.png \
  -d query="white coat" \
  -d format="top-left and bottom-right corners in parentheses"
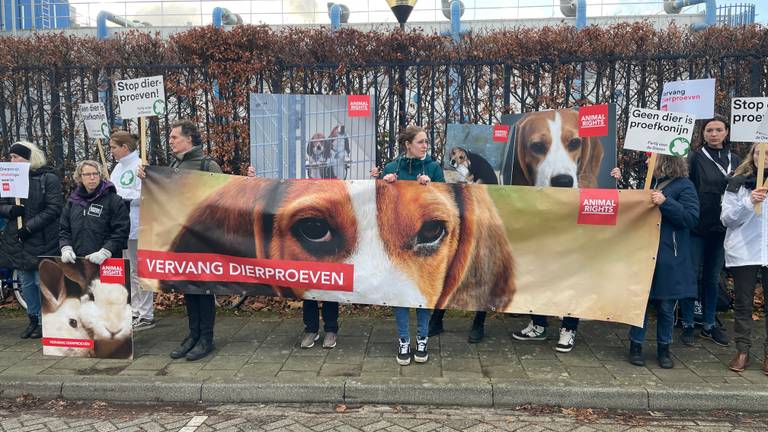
top-left (109, 151), bottom-right (142, 240)
top-left (721, 178), bottom-right (768, 268)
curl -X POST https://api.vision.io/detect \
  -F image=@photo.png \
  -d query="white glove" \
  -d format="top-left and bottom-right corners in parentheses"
top-left (61, 246), bottom-right (76, 264)
top-left (85, 248), bottom-right (112, 265)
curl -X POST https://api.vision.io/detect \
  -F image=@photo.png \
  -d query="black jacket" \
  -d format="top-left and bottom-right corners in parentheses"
top-left (59, 180), bottom-right (129, 258)
top-left (0, 166), bottom-right (63, 270)
top-left (688, 146), bottom-right (741, 236)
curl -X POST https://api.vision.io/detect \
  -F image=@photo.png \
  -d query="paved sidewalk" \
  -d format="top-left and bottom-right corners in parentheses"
top-left (0, 313), bottom-right (766, 411)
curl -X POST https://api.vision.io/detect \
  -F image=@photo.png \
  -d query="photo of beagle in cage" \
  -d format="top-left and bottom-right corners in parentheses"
top-left (449, 147), bottom-right (499, 185)
top-left (159, 173), bottom-right (515, 312)
top-left (305, 132), bottom-right (335, 179)
top-left (505, 109), bottom-right (607, 188)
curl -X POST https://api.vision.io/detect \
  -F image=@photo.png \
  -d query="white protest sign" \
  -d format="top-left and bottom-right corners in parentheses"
top-left (660, 78), bottom-right (715, 119)
top-left (624, 107), bottom-right (695, 156)
top-left (78, 103), bottom-right (110, 140)
top-left (757, 111), bottom-right (768, 137)
top-left (731, 97), bottom-right (768, 142)
top-left (0, 162), bottom-right (30, 198)
top-left (114, 75), bottom-right (166, 119)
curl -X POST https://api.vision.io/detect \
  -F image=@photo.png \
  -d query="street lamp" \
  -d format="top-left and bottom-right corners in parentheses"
top-left (387, 0), bottom-right (417, 30)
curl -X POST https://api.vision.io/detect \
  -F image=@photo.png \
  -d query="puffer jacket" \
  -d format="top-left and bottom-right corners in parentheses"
top-left (0, 165), bottom-right (63, 270)
top-left (382, 154), bottom-right (445, 182)
top-left (721, 174), bottom-right (768, 267)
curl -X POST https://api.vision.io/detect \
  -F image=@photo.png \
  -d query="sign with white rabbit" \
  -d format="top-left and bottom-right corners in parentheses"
top-left (38, 258), bottom-right (133, 359)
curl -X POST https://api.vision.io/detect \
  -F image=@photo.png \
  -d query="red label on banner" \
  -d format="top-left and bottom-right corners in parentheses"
top-left (100, 258), bottom-right (126, 284)
top-left (578, 189), bottom-right (619, 226)
top-left (42, 337), bottom-right (94, 349)
top-left (1, 183), bottom-right (8, 192)
top-left (137, 250), bottom-right (354, 292)
top-left (492, 125), bottom-right (510, 142)
top-left (347, 95), bottom-right (371, 117)
top-left (578, 104), bottom-right (609, 137)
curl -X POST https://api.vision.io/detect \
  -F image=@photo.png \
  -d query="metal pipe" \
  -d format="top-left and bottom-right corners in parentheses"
top-left (97, 10), bottom-right (150, 40)
top-left (330, 3), bottom-right (340, 31)
top-left (559, 0), bottom-right (586, 29)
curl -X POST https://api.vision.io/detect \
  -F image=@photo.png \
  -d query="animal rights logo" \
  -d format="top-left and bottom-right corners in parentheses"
top-left (669, 136), bottom-right (690, 157)
top-left (152, 99), bottom-right (166, 116)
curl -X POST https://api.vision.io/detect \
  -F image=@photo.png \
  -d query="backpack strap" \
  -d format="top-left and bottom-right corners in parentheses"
top-left (201, 156), bottom-right (212, 172)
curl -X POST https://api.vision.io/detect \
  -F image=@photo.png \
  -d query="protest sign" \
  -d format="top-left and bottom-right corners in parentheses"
top-left (660, 78), bottom-right (715, 119)
top-left (624, 107), bottom-right (695, 156)
top-left (731, 97), bottom-right (768, 142)
top-left (0, 162), bottom-right (30, 199)
top-left (578, 104), bottom-right (610, 137)
top-left (114, 76), bottom-right (166, 119)
top-left (78, 103), bottom-right (110, 140)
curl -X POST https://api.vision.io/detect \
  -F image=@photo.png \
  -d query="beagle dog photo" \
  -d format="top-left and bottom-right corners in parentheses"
top-left (504, 109), bottom-right (612, 188)
top-left (159, 173), bottom-right (515, 311)
top-left (449, 147), bottom-right (499, 185)
top-left (305, 132), bottom-right (335, 179)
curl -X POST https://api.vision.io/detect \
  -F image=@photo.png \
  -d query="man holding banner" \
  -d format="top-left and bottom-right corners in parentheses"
top-left (138, 119), bottom-right (222, 361)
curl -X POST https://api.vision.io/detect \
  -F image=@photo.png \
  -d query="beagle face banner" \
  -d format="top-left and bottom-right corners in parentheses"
top-left (500, 105), bottom-right (618, 189)
top-left (137, 167), bottom-right (660, 326)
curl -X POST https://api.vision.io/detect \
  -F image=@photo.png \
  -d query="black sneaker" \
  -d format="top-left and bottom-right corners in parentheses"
top-left (701, 327), bottom-right (730, 347)
top-left (414, 336), bottom-right (429, 363)
top-left (396, 338), bottom-right (411, 366)
top-left (680, 327), bottom-right (695, 346)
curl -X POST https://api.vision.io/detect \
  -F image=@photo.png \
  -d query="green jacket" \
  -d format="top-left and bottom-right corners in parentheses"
top-left (170, 145), bottom-right (222, 173)
top-left (382, 155), bottom-right (445, 182)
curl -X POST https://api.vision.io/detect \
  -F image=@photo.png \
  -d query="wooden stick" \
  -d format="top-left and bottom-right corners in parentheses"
top-left (140, 117), bottom-right (147, 165)
top-left (14, 197), bottom-right (21, 229)
top-left (643, 152), bottom-right (658, 191)
top-left (96, 138), bottom-right (109, 178)
top-left (756, 142), bottom-right (766, 214)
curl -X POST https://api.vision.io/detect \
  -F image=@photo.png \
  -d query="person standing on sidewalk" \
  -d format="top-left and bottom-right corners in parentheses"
top-left (0, 141), bottom-right (63, 339)
top-left (138, 119), bottom-right (222, 361)
top-left (679, 115), bottom-right (738, 347)
top-left (109, 131), bottom-right (155, 332)
top-left (720, 144), bottom-right (768, 374)
top-left (627, 155), bottom-right (699, 369)
top-left (371, 125), bottom-right (443, 366)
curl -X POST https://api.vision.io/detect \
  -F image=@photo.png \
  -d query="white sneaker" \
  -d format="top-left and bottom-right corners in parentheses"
top-left (555, 328), bottom-right (576, 352)
top-left (512, 320), bottom-right (547, 341)
top-left (414, 336), bottom-right (429, 363)
top-left (396, 338), bottom-right (411, 366)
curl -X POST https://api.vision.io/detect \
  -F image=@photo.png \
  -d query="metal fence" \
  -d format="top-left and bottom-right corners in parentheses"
top-left (0, 52), bottom-right (765, 182)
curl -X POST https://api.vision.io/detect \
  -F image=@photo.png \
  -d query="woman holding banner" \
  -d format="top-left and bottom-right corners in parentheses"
top-left (0, 141), bottom-right (63, 339)
top-left (679, 115), bottom-right (739, 347)
top-left (721, 144), bottom-right (768, 374)
top-left (628, 154), bottom-right (699, 369)
top-left (371, 125), bottom-right (444, 366)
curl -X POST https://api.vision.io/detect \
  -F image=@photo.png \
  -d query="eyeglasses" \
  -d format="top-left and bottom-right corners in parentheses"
top-left (81, 172), bottom-right (100, 178)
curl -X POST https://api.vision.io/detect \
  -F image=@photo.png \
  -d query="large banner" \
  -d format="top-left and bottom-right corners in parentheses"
top-left (249, 94), bottom-right (375, 180)
top-left (137, 167), bottom-right (660, 326)
top-left (500, 105), bottom-right (617, 188)
top-left (39, 258), bottom-right (133, 359)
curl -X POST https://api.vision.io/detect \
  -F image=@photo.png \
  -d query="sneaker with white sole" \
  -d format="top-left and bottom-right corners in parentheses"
top-left (555, 328), bottom-right (576, 352)
top-left (133, 318), bottom-right (156, 332)
top-left (414, 336), bottom-right (429, 363)
top-left (322, 332), bottom-right (337, 349)
top-left (397, 338), bottom-right (412, 365)
top-left (512, 320), bottom-right (547, 341)
top-left (300, 332), bottom-right (320, 349)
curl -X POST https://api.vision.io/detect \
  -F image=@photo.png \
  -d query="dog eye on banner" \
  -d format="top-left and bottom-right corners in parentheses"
top-left (138, 167), bottom-right (661, 327)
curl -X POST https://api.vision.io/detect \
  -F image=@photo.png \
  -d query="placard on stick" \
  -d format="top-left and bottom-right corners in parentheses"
top-left (0, 162), bottom-right (31, 229)
top-left (115, 75), bottom-right (166, 166)
top-left (731, 97), bottom-right (768, 143)
top-left (78, 102), bottom-right (110, 177)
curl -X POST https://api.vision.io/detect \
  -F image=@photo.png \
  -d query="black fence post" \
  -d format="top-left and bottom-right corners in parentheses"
top-left (750, 57), bottom-right (762, 96)
top-left (49, 67), bottom-right (64, 178)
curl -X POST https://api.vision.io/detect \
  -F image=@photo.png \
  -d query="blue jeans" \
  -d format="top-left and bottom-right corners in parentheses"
top-left (680, 232), bottom-right (725, 330)
top-left (17, 270), bottom-right (41, 318)
top-left (629, 299), bottom-right (676, 345)
top-left (394, 307), bottom-right (431, 342)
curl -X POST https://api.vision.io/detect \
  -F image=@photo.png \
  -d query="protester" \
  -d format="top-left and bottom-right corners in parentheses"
top-left (679, 115), bottom-right (738, 347)
top-left (60, 160), bottom-right (129, 264)
top-left (109, 131), bottom-right (155, 331)
top-left (0, 141), bottom-right (63, 339)
top-left (246, 164), bottom-right (340, 349)
top-left (721, 144), bottom-right (768, 373)
top-left (371, 125), bottom-right (443, 365)
top-left (138, 119), bottom-right (222, 361)
top-left (625, 155), bottom-right (699, 369)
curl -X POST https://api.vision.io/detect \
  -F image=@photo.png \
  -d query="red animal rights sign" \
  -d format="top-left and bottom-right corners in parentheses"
top-left (1, 183), bottom-right (8, 192)
top-left (99, 258), bottom-right (126, 284)
top-left (138, 250), bottom-right (354, 292)
top-left (577, 189), bottom-right (619, 226)
top-left (578, 104), bottom-right (609, 137)
top-left (347, 95), bottom-right (371, 117)
top-left (42, 337), bottom-right (94, 349)
top-left (492, 125), bottom-right (510, 142)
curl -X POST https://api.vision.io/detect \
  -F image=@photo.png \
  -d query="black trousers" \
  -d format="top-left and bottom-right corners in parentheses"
top-left (184, 293), bottom-right (215, 341)
top-left (303, 300), bottom-right (339, 333)
top-left (430, 309), bottom-right (487, 327)
top-left (730, 265), bottom-right (768, 355)
top-left (532, 315), bottom-right (579, 331)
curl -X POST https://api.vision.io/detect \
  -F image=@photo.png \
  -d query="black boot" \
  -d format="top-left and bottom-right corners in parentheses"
top-left (20, 315), bottom-right (39, 339)
top-left (468, 311), bottom-right (486, 343)
top-left (628, 341), bottom-right (644, 366)
top-left (170, 336), bottom-right (198, 359)
top-left (186, 337), bottom-right (215, 361)
top-left (657, 343), bottom-right (674, 369)
top-left (428, 309), bottom-right (446, 337)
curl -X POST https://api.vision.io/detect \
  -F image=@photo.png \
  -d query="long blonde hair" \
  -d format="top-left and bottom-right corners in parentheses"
top-left (733, 143), bottom-right (758, 177)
